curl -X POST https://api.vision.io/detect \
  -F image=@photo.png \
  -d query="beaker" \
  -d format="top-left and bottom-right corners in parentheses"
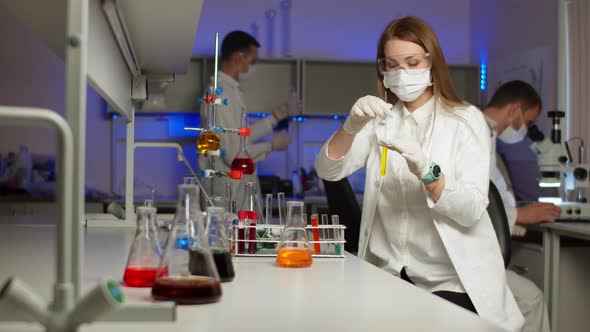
top-left (276, 201), bottom-right (313, 268)
top-left (122, 200), bottom-right (161, 287)
top-left (201, 206), bottom-right (235, 282)
top-left (152, 183), bottom-right (222, 304)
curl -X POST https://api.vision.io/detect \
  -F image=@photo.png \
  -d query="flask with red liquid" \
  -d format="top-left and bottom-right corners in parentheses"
top-left (152, 183), bottom-right (222, 304)
top-left (122, 200), bottom-right (162, 287)
top-left (230, 112), bottom-right (255, 175)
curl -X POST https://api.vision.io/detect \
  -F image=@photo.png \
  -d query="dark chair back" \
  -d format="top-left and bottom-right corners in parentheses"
top-left (322, 178), bottom-right (362, 255)
top-left (487, 181), bottom-right (512, 267)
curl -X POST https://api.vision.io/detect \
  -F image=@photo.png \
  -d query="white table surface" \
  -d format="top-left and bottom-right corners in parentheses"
top-left (542, 221), bottom-right (590, 238)
top-left (0, 222), bottom-right (506, 332)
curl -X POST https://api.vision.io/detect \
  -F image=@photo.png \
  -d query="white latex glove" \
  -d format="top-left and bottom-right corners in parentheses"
top-left (378, 136), bottom-right (430, 179)
top-left (273, 95), bottom-right (302, 121)
top-left (271, 130), bottom-right (290, 151)
top-left (374, 116), bottom-right (403, 144)
top-left (343, 96), bottom-right (393, 135)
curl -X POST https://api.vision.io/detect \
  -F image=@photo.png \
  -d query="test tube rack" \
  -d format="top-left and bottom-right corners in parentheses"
top-left (231, 224), bottom-right (347, 258)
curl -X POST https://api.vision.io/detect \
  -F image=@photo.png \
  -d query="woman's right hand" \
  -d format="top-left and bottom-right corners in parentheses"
top-left (342, 96), bottom-right (393, 135)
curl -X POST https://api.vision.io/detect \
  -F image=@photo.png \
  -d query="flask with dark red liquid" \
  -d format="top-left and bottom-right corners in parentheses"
top-left (190, 206), bottom-right (235, 282)
top-left (152, 183), bottom-right (222, 304)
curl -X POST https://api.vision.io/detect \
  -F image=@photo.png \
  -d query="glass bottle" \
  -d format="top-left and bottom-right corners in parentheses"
top-left (122, 200), bottom-right (162, 287)
top-left (152, 183), bottom-right (222, 304)
top-left (276, 201), bottom-right (313, 268)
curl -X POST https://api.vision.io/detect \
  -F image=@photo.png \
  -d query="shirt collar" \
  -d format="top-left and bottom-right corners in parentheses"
top-left (400, 96), bottom-right (434, 125)
top-left (216, 71), bottom-right (239, 90)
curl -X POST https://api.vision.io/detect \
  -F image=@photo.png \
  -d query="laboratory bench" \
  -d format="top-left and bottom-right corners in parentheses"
top-left (0, 220), bottom-right (506, 332)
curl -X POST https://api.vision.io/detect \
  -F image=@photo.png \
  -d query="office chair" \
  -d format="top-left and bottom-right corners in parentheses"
top-left (487, 181), bottom-right (512, 267)
top-left (322, 177), bottom-right (362, 255)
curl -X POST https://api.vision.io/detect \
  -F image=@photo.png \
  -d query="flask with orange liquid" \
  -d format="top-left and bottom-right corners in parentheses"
top-left (276, 201), bottom-right (313, 268)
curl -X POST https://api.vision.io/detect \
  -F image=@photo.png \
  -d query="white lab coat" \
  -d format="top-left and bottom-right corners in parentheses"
top-left (485, 118), bottom-right (550, 332)
top-left (484, 116), bottom-right (527, 236)
top-left (315, 99), bottom-right (525, 332)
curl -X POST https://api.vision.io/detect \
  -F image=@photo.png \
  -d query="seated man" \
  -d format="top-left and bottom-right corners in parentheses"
top-left (483, 80), bottom-right (559, 332)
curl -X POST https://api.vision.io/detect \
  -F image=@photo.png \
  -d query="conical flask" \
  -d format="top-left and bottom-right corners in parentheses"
top-left (152, 183), bottom-right (222, 304)
top-left (122, 200), bottom-right (162, 287)
top-left (230, 112), bottom-right (255, 175)
top-left (203, 206), bottom-right (235, 282)
top-left (276, 201), bottom-right (313, 268)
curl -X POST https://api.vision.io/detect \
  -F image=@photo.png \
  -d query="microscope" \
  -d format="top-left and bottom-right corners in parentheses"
top-left (528, 111), bottom-right (590, 220)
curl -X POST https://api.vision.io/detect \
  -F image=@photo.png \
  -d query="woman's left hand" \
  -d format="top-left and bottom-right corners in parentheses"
top-left (379, 136), bottom-right (430, 180)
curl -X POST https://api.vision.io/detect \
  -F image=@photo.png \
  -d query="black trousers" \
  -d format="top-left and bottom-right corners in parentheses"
top-left (400, 267), bottom-right (478, 314)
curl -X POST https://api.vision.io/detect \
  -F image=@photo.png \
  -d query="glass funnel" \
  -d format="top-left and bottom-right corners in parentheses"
top-left (122, 200), bottom-right (162, 287)
top-left (276, 201), bottom-right (313, 268)
top-left (152, 184), bottom-right (222, 304)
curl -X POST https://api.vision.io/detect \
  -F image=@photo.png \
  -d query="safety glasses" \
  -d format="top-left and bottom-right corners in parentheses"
top-left (377, 53), bottom-right (432, 73)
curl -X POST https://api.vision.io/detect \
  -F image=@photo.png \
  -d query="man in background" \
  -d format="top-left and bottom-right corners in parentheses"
top-left (483, 80), bottom-right (558, 332)
top-left (199, 30), bottom-right (299, 207)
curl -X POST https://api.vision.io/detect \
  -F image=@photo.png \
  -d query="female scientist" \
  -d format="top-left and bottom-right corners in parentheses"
top-left (315, 16), bottom-right (524, 332)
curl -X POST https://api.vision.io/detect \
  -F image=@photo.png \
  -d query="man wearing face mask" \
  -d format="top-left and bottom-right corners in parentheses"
top-left (483, 80), bottom-right (562, 230)
top-left (199, 30), bottom-right (300, 205)
top-left (483, 80), bottom-right (557, 332)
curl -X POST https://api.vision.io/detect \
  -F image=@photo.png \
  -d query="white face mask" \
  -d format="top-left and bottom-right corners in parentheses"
top-left (382, 68), bottom-right (433, 102)
top-left (239, 64), bottom-right (256, 81)
top-left (498, 109), bottom-right (527, 144)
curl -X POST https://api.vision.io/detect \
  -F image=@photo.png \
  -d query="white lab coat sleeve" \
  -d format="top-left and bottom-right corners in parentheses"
top-left (248, 142), bottom-right (273, 162)
top-left (315, 123), bottom-right (373, 181)
top-left (426, 110), bottom-right (491, 227)
top-left (249, 116), bottom-right (276, 142)
top-left (491, 163), bottom-right (518, 233)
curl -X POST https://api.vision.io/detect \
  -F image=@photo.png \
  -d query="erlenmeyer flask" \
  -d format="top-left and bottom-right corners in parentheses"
top-left (202, 206), bottom-right (235, 282)
top-left (152, 184), bottom-right (222, 304)
top-left (276, 201), bottom-right (313, 268)
top-left (230, 112), bottom-right (255, 175)
top-left (123, 200), bottom-right (162, 287)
